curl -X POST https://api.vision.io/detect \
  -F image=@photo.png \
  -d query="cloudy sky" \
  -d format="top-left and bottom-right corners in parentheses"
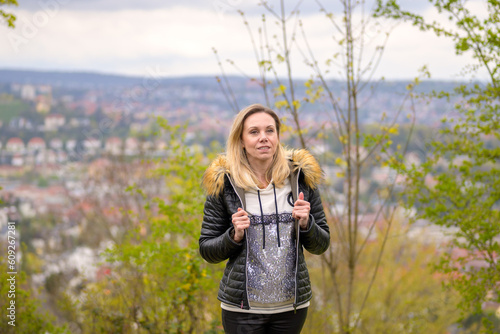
top-left (0, 0), bottom-right (488, 80)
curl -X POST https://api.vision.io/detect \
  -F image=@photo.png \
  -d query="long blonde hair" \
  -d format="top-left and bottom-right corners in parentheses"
top-left (226, 104), bottom-right (290, 189)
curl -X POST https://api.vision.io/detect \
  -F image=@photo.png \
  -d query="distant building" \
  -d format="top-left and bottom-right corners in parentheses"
top-left (36, 95), bottom-right (51, 114)
top-left (45, 114), bottom-right (65, 131)
top-left (105, 137), bottom-right (122, 155)
top-left (27, 137), bottom-right (46, 152)
top-left (125, 137), bottom-right (139, 155)
top-left (20, 84), bottom-right (36, 100)
top-left (49, 138), bottom-right (63, 150)
top-left (83, 138), bottom-right (101, 155)
top-left (12, 154), bottom-right (24, 166)
top-left (66, 139), bottom-right (77, 151)
top-left (6, 138), bottom-right (24, 153)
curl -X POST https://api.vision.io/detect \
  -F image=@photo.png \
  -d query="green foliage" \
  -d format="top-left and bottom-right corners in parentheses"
top-left (0, 0), bottom-right (18, 28)
top-left (394, 89), bottom-right (500, 327)
top-left (75, 118), bottom-right (224, 333)
top-left (305, 216), bottom-right (460, 333)
top-left (0, 255), bottom-right (68, 333)
top-left (377, 1), bottom-right (500, 332)
top-left (375, 0), bottom-right (500, 82)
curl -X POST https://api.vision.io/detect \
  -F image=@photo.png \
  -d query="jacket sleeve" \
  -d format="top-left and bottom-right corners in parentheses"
top-left (199, 193), bottom-right (244, 264)
top-left (299, 186), bottom-right (330, 255)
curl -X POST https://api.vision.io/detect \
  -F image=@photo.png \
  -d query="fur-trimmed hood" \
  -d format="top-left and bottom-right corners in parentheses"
top-left (202, 149), bottom-right (323, 197)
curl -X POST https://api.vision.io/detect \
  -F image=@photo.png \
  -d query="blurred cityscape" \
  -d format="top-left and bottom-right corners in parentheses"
top-left (0, 69), bottom-right (498, 331)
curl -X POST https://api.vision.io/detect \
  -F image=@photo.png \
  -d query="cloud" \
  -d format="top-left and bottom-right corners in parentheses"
top-left (0, 6), bottom-right (239, 75)
top-left (0, 1), bottom-right (486, 80)
top-left (12, 0), bottom-right (201, 11)
top-left (16, 0), bottom-right (271, 14)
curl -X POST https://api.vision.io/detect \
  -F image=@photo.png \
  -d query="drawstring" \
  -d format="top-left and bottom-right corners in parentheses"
top-left (257, 189), bottom-right (266, 249)
top-left (257, 184), bottom-right (282, 249)
top-left (273, 184), bottom-right (281, 247)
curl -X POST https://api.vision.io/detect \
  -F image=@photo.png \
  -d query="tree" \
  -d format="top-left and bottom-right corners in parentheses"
top-left (305, 213), bottom-right (461, 333)
top-left (375, 0), bottom-right (500, 332)
top-left (214, 1), bottom-right (419, 332)
top-left (71, 119), bottom-right (224, 333)
top-left (0, 0), bottom-right (18, 28)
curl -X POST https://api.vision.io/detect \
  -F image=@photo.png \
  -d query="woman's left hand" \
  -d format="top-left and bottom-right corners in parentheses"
top-left (293, 192), bottom-right (310, 230)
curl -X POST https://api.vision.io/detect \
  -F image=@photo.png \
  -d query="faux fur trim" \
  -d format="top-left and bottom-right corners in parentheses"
top-left (287, 149), bottom-right (324, 190)
top-left (202, 149), bottom-right (323, 196)
top-left (202, 154), bottom-right (230, 197)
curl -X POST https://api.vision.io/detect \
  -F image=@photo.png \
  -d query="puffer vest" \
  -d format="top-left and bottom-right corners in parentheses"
top-left (199, 158), bottom-right (330, 311)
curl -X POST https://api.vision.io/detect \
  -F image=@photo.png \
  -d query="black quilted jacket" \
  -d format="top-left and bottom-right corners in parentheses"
top-left (199, 150), bottom-right (330, 310)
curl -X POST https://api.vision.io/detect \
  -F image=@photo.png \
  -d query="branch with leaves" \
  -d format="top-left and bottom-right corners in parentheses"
top-left (0, 0), bottom-right (18, 28)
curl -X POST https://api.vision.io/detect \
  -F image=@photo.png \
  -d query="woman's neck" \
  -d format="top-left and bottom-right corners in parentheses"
top-left (249, 159), bottom-right (272, 188)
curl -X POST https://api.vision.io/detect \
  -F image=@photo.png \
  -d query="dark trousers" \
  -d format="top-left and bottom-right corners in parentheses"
top-left (221, 307), bottom-right (308, 334)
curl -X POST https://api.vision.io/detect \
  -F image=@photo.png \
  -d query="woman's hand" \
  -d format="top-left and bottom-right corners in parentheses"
top-left (293, 192), bottom-right (311, 230)
top-left (232, 208), bottom-right (250, 242)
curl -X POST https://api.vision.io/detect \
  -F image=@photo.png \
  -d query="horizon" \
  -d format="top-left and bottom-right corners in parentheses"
top-left (0, 68), bottom-right (478, 83)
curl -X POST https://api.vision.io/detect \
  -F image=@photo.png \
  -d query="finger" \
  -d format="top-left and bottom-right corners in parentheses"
top-left (233, 209), bottom-right (248, 217)
top-left (293, 210), bottom-right (309, 218)
top-left (293, 193), bottom-right (304, 207)
top-left (233, 216), bottom-right (248, 224)
top-left (297, 208), bottom-right (311, 215)
top-left (293, 212), bottom-right (306, 218)
top-left (236, 217), bottom-right (249, 223)
top-left (235, 221), bottom-right (250, 229)
top-left (294, 202), bottom-right (310, 210)
top-left (293, 207), bottom-right (310, 214)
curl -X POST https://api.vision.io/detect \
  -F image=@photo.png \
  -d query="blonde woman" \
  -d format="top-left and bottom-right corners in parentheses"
top-left (199, 104), bottom-right (330, 333)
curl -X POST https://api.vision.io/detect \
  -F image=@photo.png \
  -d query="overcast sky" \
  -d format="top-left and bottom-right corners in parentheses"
top-left (0, 0), bottom-right (488, 80)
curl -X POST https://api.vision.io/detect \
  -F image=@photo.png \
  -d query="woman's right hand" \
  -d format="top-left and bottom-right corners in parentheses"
top-left (231, 208), bottom-right (250, 242)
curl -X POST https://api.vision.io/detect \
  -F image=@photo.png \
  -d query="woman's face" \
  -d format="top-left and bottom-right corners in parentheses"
top-left (241, 112), bottom-right (279, 167)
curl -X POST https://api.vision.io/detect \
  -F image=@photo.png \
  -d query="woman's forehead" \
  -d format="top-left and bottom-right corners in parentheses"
top-left (244, 113), bottom-right (276, 128)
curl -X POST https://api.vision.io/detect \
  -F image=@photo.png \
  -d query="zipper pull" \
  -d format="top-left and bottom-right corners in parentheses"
top-left (293, 303), bottom-right (297, 314)
top-left (241, 300), bottom-right (244, 309)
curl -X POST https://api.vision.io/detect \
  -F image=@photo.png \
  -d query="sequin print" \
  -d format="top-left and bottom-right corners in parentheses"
top-left (247, 212), bottom-right (296, 304)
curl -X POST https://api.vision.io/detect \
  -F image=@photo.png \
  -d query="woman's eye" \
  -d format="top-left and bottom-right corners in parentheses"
top-left (267, 129), bottom-right (274, 133)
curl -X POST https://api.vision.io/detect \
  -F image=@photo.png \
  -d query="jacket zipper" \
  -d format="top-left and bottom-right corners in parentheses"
top-left (293, 167), bottom-right (302, 313)
top-left (226, 176), bottom-right (250, 310)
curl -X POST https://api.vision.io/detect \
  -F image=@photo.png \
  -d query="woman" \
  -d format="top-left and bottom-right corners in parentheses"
top-left (199, 104), bottom-right (330, 333)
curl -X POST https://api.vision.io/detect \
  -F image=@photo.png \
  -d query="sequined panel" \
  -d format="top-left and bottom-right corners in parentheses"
top-left (247, 212), bottom-right (296, 304)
